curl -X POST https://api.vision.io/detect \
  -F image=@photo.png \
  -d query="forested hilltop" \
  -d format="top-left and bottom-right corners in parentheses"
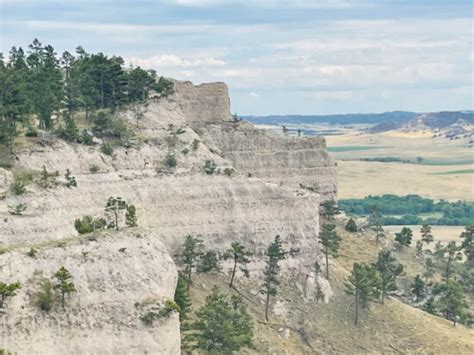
top-left (0, 38), bottom-right (173, 155)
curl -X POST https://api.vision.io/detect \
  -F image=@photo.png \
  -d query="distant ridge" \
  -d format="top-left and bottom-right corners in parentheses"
top-left (242, 111), bottom-right (417, 126)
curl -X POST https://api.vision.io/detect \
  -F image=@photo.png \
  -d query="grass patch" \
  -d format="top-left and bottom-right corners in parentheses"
top-left (420, 159), bottom-right (474, 166)
top-left (430, 169), bottom-right (474, 175)
top-left (327, 145), bottom-right (388, 153)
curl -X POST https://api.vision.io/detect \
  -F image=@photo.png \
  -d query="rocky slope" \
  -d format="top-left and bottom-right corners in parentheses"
top-left (0, 80), bottom-right (337, 354)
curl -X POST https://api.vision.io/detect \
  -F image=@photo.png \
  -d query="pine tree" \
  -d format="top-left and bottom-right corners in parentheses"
top-left (180, 235), bottom-right (204, 290)
top-left (434, 280), bottom-right (468, 326)
top-left (423, 297), bottom-right (436, 315)
top-left (0, 281), bottom-right (21, 308)
top-left (395, 227), bottom-right (413, 248)
top-left (319, 223), bottom-right (342, 280)
top-left (344, 262), bottom-right (380, 325)
top-left (423, 258), bottom-right (436, 283)
top-left (261, 235), bottom-right (286, 321)
top-left (223, 242), bottom-right (252, 288)
top-left (197, 250), bottom-right (220, 273)
top-left (373, 250), bottom-right (403, 304)
top-left (411, 275), bottom-right (425, 301)
top-left (459, 225), bottom-right (473, 263)
top-left (125, 204), bottom-right (138, 227)
top-left (53, 267), bottom-right (76, 309)
top-left (189, 287), bottom-right (253, 353)
top-left (368, 206), bottom-right (385, 244)
top-left (443, 241), bottom-right (462, 281)
top-left (320, 200), bottom-right (340, 221)
top-left (420, 224), bottom-right (434, 249)
top-left (345, 217), bottom-right (358, 232)
top-left (105, 196), bottom-right (127, 230)
top-left (174, 273), bottom-right (192, 322)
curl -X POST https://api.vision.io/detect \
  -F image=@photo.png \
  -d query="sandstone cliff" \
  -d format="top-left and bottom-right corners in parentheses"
top-left (0, 80), bottom-right (337, 354)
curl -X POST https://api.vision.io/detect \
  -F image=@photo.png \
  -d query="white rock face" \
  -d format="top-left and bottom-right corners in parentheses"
top-left (0, 232), bottom-right (179, 355)
top-left (0, 80), bottom-right (336, 354)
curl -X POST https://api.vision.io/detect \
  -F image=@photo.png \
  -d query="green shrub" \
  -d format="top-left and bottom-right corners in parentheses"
top-left (37, 279), bottom-right (53, 312)
top-left (0, 160), bottom-right (13, 169)
top-left (7, 203), bottom-right (27, 216)
top-left (11, 172), bottom-right (32, 195)
top-left (74, 215), bottom-right (107, 234)
top-left (223, 167), bottom-right (234, 177)
top-left (79, 129), bottom-right (93, 145)
top-left (141, 300), bottom-right (179, 325)
top-left (204, 160), bottom-right (217, 175)
top-left (25, 126), bottom-right (38, 137)
top-left (176, 128), bottom-right (186, 135)
top-left (101, 144), bottom-right (114, 156)
top-left (89, 165), bottom-right (100, 173)
top-left (27, 247), bottom-right (37, 258)
top-left (164, 152), bottom-right (177, 168)
top-left (181, 147), bottom-right (190, 155)
top-left (64, 169), bottom-right (77, 188)
top-left (192, 139), bottom-right (200, 151)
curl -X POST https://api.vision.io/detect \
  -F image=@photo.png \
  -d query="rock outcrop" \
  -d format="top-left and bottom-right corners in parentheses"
top-left (0, 80), bottom-right (336, 354)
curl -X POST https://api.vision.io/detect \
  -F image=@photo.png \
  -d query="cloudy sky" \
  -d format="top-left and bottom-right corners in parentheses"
top-left (0, 0), bottom-right (472, 115)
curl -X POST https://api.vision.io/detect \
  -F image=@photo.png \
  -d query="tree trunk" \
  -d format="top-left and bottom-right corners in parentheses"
top-left (229, 258), bottom-right (237, 288)
top-left (187, 267), bottom-right (192, 291)
top-left (61, 291), bottom-right (65, 309)
top-left (115, 212), bottom-right (119, 231)
top-left (264, 291), bottom-right (271, 322)
top-left (355, 290), bottom-right (359, 325)
top-left (325, 247), bottom-right (329, 280)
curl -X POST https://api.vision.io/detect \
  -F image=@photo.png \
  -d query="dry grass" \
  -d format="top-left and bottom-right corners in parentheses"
top-left (185, 222), bottom-right (474, 354)
top-left (325, 130), bottom-right (473, 201)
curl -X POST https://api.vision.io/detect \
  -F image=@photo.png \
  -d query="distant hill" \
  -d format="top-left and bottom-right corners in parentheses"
top-left (401, 111), bottom-right (474, 131)
top-left (242, 111), bottom-right (417, 126)
top-left (242, 111), bottom-right (473, 134)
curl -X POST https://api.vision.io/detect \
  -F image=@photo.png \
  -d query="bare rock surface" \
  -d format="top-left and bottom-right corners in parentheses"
top-left (0, 231), bottom-right (179, 355)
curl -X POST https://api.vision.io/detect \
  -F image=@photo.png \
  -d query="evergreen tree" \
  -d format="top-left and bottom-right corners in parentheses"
top-left (411, 275), bottom-right (425, 301)
top-left (261, 235), bottom-right (286, 321)
top-left (345, 217), bottom-right (358, 232)
top-left (125, 204), bottom-right (138, 227)
top-left (197, 250), bottom-right (220, 273)
top-left (373, 250), bottom-right (403, 304)
top-left (420, 224), bottom-right (434, 249)
top-left (434, 280), bottom-right (468, 326)
top-left (105, 196), bottom-right (127, 230)
top-left (174, 273), bottom-right (192, 322)
top-left (223, 242), bottom-right (252, 288)
top-left (180, 235), bottom-right (204, 290)
top-left (423, 258), bottom-right (436, 283)
top-left (344, 262), bottom-right (381, 325)
top-left (423, 297), bottom-right (436, 315)
top-left (319, 223), bottom-right (342, 280)
top-left (395, 227), bottom-right (413, 248)
top-left (190, 287), bottom-right (253, 353)
top-left (442, 241), bottom-right (462, 281)
top-left (368, 206), bottom-right (385, 244)
top-left (0, 281), bottom-right (21, 308)
top-left (320, 199), bottom-right (340, 221)
top-left (53, 267), bottom-right (76, 309)
top-left (459, 225), bottom-right (473, 263)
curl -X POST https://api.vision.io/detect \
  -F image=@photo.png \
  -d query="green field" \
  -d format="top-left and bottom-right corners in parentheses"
top-left (327, 145), bottom-right (388, 152)
top-left (430, 169), bottom-right (474, 175)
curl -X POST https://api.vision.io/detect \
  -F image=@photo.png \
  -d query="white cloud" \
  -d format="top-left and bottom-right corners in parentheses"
top-left (126, 54), bottom-right (225, 68)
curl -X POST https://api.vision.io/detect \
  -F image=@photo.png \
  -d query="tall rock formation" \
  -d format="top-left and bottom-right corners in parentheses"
top-left (0, 80), bottom-right (337, 354)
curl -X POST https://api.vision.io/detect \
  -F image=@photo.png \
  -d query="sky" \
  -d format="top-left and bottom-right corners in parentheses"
top-left (0, 0), bottom-right (473, 115)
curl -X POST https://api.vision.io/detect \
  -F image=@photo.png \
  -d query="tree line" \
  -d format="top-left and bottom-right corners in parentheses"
top-left (339, 194), bottom-right (473, 226)
top-left (0, 38), bottom-right (173, 152)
